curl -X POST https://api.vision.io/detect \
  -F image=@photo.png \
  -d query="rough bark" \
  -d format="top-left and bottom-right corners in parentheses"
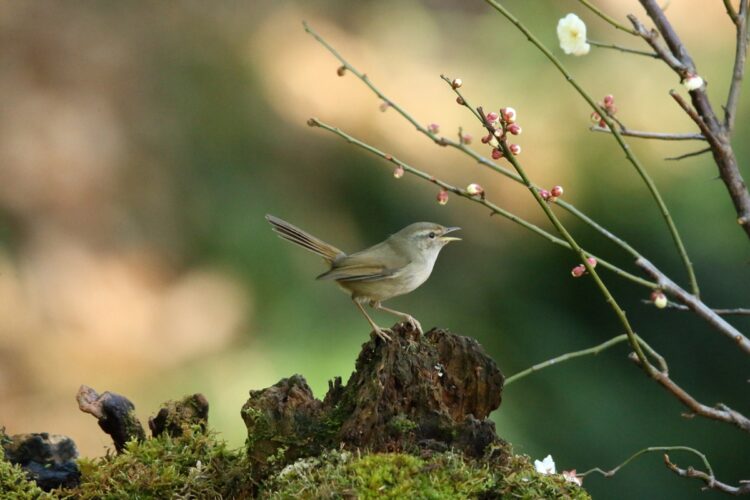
top-left (241, 323), bottom-right (506, 472)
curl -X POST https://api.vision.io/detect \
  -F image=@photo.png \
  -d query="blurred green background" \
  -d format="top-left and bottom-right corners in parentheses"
top-left (0, 1), bottom-right (747, 498)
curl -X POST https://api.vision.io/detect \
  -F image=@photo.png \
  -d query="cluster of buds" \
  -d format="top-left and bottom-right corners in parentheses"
top-left (480, 107), bottom-right (522, 160)
top-left (571, 257), bottom-right (597, 278)
top-left (590, 94), bottom-right (616, 128)
top-left (650, 290), bottom-right (668, 309)
top-left (539, 185), bottom-right (564, 202)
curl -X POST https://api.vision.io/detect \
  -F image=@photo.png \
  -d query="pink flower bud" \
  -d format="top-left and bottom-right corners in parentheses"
top-left (379, 101), bottom-right (390, 112)
top-left (486, 111), bottom-right (499, 123)
top-left (451, 78), bottom-right (463, 89)
top-left (571, 264), bottom-right (586, 278)
top-left (539, 189), bottom-right (551, 201)
top-left (428, 123), bottom-right (440, 134)
top-left (551, 185), bottom-right (564, 198)
top-left (587, 257), bottom-right (597, 268)
top-left (481, 134), bottom-right (493, 144)
top-left (466, 183), bottom-right (484, 196)
top-left (461, 133), bottom-right (472, 144)
top-left (437, 190), bottom-right (449, 205)
top-left (603, 94), bottom-right (614, 107)
top-left (507, 123), bottom-right (522, 135)
top-left (393, 166), bottom-right (404, 179)
top-left (491, 148), bottom-right (503, 160)
top-left (509, 143), bottom-right (521, 155)
top-left (502, 107), bottom-right (517, 123)
top-left (651, 290), bottom-right (668, 309)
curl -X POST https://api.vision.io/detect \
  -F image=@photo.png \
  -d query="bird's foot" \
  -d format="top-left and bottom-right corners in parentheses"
top-left (403, 316), bottom-right (423, 335)
top-left (373, 327), bottom-right (393, 342)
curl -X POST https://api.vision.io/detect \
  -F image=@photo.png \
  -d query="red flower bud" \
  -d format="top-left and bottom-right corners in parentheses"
top-left (491, 148), bottom-right (503, 160)
top-left (550, 185), bottom-right (564, 198)
top-left (437, 190), bottom-right (449, 205)
top-left (486, 111), bottom-right (499, 122)
top-left (507, 123), bottom-right (522, 135)
top-left (509, 143), bottom-right (521, 155)
top-left (571, 264), bottom-right (586, 278)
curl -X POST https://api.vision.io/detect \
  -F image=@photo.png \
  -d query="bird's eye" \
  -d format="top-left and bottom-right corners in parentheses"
top-left (428, 232), bottom-right (436, 239)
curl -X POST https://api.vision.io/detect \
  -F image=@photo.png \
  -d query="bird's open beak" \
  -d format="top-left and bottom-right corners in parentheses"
top-left (440, 226), bottom-right (461, 242)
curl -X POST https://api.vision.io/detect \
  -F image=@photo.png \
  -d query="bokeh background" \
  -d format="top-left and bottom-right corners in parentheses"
top-left (0, 1), bottom-right (748, 498)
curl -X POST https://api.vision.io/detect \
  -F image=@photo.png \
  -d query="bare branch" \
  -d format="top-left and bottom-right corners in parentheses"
top-left (575, 0), bottom-right (640, 35)
top-left (664, 147), bottom-right (711, 161)
top-left (725, 0), bottom-right (749, 132)
top-left (505, 333), bottom-right (667, 386)
top-left (725, 0), bottom-right (740, 25)
top-left (643, 299), bottom-right (750, 315)
top-left (664, 454), bottom-right (750, 495)
top-left (588, 40), bottom-right (659, 58)
top-left (636, 257), bottom-right (750, 355)
top-left (581, 446), bottom-right (714, 479)
top-left (627, 14), bottom-right (688, 73)
top-left (590, 126), bottom-right (704, 141)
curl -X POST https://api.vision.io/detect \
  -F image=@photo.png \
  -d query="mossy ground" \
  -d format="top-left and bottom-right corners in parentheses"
top-left (262, 449), bottom-right (589, 499)
top-left (1, 428), bottom-right (589, 499)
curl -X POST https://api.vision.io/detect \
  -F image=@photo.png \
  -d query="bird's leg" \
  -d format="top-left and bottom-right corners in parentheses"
top-left (371, 302), bottom-right (423, 334)
top-left (352, 298), bottom-right (392, 341)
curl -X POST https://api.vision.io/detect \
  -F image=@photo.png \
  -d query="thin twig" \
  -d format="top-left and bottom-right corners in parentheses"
top-left (637, 257), bottom-right (750, 355)
top-left (664, 454), bottom-right (750, 495)
top-left (642, 299), bottom-right (750, 315)
top-left (725, 0), bottom-right (740, 25)
top-left (484, 0), bottom-right (700, 298)
top-left (588, 40), bottom-right (659, 58)
top-left (580, 446), bottom-right (714, 479)
top-left (307, 117), bottom-right (655, 289)
top-left (627, 15), bottom-right (688, 74)
top-left (669, 91), bottom-right (720, 149)
top-left (665, 147), bottom-right (711, 161)
top-left (505, 333), bottom-right (667, 386)
top-left (590, 126), bottom-right (705, 141)
top-left (575, 0), bottom-right (640, 35)
top-left (725, 0), bottom-right (749, 132)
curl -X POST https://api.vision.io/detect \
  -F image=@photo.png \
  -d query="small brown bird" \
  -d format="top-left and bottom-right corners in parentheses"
top-left (266, 215), bottom-right (460, 341)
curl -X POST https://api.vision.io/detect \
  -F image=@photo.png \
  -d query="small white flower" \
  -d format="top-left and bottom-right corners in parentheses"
top-left (682, 74), bottom-right (704, 91)
top-left (557, 14), bottom-right (591, 56)
top-left (534, 454), bottom-right (556, 475)
top-left (563, 470), bottom-right (583, 486)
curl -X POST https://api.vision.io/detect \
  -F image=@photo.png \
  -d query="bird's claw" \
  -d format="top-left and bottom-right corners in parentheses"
top-left (373, 327), bottom-right (393, 342)
top-left (404, 316), bottom-right (423, 334)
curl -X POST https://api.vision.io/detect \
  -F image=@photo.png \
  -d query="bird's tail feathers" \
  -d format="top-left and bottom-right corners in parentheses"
top-left (265, 214), bottom-right (344, 263)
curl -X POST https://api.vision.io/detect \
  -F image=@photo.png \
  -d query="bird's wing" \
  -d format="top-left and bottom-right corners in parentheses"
top-left (316, 264), bottom-right (398, 282)
top-left (316, 243), bottom-right (410, 282)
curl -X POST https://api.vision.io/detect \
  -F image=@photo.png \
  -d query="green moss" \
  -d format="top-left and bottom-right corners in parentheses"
top-left (0, 446), bottom-right (51, 499)
top-left (64, 426), bottom-right (254, 499)
top-left (387, 414), bottom-right (418, 435)
top-left (260, 450), bottom-right (590, 499)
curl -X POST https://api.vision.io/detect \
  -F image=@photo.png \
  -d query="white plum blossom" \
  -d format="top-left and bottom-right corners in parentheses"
top-left (557, 14), bottom-right (591, 56)
top-left (683, 74), bottom-right (704, 91)
top-left (534, 454), bottom-right (557, 475)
